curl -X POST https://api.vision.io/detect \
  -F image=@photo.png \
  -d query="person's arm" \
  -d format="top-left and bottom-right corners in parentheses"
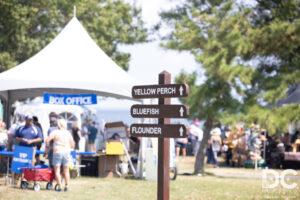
top-left (69, 133), bottom-right (74, 149)
top-left (77, 130), bottom-right (82, 139)
top-left (46, 132), bottom-right (55, 149)
top-left (27, 137), bottom-right (42, 145)
top-left (15, 137), bottom-right (28, 143)
top-left (218, 137), bottom-right (222, 146)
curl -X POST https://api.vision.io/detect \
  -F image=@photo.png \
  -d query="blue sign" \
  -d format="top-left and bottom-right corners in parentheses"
top-left (71, 151), bottom-right (77, 167)
top-left (11, 146), bottom-right (35, 173)
top-left (43, 93), bottom-right (97, 105)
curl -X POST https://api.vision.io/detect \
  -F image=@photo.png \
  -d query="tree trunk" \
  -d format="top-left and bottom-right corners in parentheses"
top-left (194, 119), bottom-right (213, 174)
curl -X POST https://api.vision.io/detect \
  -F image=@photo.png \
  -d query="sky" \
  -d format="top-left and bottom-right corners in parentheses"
top-left (124, 0), bottom-right (199, 84)
top-left (100, 0), bottom-right (200, 109)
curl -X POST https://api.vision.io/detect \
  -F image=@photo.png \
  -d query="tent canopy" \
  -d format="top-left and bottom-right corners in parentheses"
top-left (278, 84), bottom-right (300, 106)
top-left (0, 17), bottom-right (141, 103)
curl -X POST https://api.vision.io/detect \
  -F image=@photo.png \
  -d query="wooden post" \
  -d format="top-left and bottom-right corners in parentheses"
top-left (157, 71), bottom-right (170, 200)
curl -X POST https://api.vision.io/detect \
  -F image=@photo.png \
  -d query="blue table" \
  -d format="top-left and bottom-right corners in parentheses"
top-left (0, 151), bottom-right (13, 185)
top-left (35, 150), bottom-right (44, 155)
top-left (72, 151), bottom-right (96, 177)
top-left (0, 150), bottom-right (44, 185)
top-left (76, 151), bottom-right (95, 155)
top-left (0, 151), bottom-right (13, 156)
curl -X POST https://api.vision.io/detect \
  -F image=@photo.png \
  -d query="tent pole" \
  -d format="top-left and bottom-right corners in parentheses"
top-left (74, 5), bottom-right (76, 17)
top-left (4, 91), bottom-right (11, 128)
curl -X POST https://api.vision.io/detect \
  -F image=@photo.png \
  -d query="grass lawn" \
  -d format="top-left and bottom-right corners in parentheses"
top-left (0, 156), bottom-right (300, 200)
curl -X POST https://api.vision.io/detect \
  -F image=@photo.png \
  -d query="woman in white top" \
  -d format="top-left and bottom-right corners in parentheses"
top-left (46, 119), bottom-right (74, 192)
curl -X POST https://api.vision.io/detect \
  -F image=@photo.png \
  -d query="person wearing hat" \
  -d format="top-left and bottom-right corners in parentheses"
top-left (210, 128), bottom-right (222, 168)
top-left (44, 112), bottom-right (59, 168)
top-left (14, 115), bottom-right (43, 147)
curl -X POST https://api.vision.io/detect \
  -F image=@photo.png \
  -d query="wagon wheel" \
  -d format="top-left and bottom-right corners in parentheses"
top-left (55, 184), bottom-right (59, 191)
top-left (33, 183), bottom-right (41, 191)
top-left (20, 181), bottom-right (28, 189)
top-left (169, 166), bottom-right (177, 180)
top-left (46, 182), bottom-right (53, 190)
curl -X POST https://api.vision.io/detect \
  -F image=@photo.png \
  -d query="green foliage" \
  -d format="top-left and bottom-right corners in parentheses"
top-left (160, 0), bottom-right (300, 135)
top-left (0, 0), bottom-right (147, 72)
top-left (247, 0), bottom-right (300, 105)
top-left (162, 0), bottom-right (255, 122)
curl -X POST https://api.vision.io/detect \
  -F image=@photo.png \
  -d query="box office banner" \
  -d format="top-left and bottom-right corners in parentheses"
top-left (43, 93), bottom-right (97, 105)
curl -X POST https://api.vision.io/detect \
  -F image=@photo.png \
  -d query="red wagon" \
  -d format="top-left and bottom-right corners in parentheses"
top-left (20, 165), bottom-right (57, 191)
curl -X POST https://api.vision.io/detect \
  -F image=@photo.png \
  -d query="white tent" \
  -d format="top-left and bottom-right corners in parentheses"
top-left (0, 16), bottom-right (141, 124)
top-left (0, 16), bottom-right (150, 178)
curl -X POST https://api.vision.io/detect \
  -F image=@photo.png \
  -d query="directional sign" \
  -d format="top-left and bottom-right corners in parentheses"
top-left (131, 105), bottom-right (189, 118)
top-left (132, 84), bottom-right (189, 99)
top-left (130, 124), bottom-right (187, 138)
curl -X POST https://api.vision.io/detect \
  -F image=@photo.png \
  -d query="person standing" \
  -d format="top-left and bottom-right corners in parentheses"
top-left (7, 115), bottom-right (26, 151)
top-left (33, 116), bottom-right (43, 138)
top-left (81, 123), bottom-right (89, 151)
top-left (71, 122), bottom-right (81, 150)
top-left (224, 128), bottom-right (234, 166)
top-left (46, 119), bottom-right (74, 192)
top-left (211, 128), bottom-right (222, 168)
top-left (0, 117), bottom-right (8, 148)
top-left (0, 118), bottom-right (8, 165)
top-left (32, 116), bottom-right (43, 164)
top-left (189, 123), bottom-right (203, 156)
top-left (175, 137), bottom-right (188, 161)
top-left (87, 121), bottom-right (97, 152)
top-left (33, 117), bottom-right (43, 148)
top-left (45, 113), bottom-right (59, 168)
top-left (14, 115), bottom-right (43, 148)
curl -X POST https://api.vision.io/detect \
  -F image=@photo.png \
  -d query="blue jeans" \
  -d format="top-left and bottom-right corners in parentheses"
top-left (48, 150), bottom-right (53, 169)
top-left (213, 151), bottom-right (218, 166)
top-left (53, 152), bottom-right (71, 167)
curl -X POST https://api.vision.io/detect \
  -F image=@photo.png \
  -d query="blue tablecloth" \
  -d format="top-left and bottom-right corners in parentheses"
top-left (0, 150), bottom-right (95, 156)
top-left (76, 151), bottom-right (95, 155)
top-left (0, 151), bottom-right (13, 156)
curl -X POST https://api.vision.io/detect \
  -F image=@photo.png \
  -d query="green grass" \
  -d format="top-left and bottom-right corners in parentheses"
top-left (1, 175), bottom-right (300, 200)
top-left (1, 156), bottom-right (300, 200)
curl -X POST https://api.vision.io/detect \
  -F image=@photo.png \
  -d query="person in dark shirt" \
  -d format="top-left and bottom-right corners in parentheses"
top-left (88, 121), bottom-right (97, 152)
top-left (44, 113), bottom-right (59, 168)
top-left (71, 121), bottom-right (81, 150)
top-left (15, 115), bottom-right (43, 147)
top-left (33, 116), bottom-right (43, 150)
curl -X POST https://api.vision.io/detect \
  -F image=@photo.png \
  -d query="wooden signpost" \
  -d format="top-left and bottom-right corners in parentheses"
top-left (130, 71), bottom-right (189, 200)
top-left (131, 105), bottom-right (189, 118)
top-left (130, 124), bottom-right (187, 138)
top-left (132, 83), bottom-right (189, 99)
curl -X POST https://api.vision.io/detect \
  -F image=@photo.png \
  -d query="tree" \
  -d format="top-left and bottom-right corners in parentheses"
top-left (0, 0), bottom-right (147, 72)
top-left (221, 0), bottom-right (300, 133)
top-left (159, 0), bottom-right (300, 173)
top-left (160, 0), bottom-right (255, 173)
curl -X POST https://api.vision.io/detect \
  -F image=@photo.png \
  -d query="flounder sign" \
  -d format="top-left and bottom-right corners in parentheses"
top-left (43, 93), bottom-right (97, 105)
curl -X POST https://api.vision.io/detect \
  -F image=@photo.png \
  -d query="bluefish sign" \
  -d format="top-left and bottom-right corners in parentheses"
top-left (43, 93), bottom-right (97, 105)
top-left (11, 146), bottom-right (35, 173)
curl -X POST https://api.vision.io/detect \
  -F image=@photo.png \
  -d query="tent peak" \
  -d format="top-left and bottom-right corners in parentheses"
top-left (73, 5), bottom-right (76, 18)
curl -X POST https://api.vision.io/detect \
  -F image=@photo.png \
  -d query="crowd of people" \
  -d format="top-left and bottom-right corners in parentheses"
top-left (0, 113), bottom-right (102, 191)
top-left (0, 113), bottom-right (99, 153)
top-left (2, 115), bottom-right (300, 184)
top-left (174, 121), bottom-right (300, 169)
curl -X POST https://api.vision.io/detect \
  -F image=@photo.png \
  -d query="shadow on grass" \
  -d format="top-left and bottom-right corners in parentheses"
top-left (124, 174), bottom-right (146, 181)
top-left (179, 171), bottom-right (215, 176)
